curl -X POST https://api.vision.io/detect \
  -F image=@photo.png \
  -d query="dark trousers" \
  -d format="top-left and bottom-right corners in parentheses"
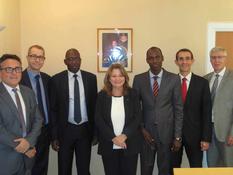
top-left (102, 150), bottom-right (138, 175)
top-left (171, 137), bottom-right (203, 168)
top-left (140, 126), bottom-right (171, 175)
top-left (58, 122), bottom-right (91, 175)
top-left (31, 126), bottom-right (50, 175)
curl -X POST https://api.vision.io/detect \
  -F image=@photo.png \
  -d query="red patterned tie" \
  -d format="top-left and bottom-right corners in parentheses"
top-left (181, 78), bottom-right (187, 103)
top-left (153, 76), bottom-right (159, 96)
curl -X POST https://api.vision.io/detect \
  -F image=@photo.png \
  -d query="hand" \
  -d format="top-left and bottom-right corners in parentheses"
top-left (51, 140), bottom-right (60, 151)
top-left (91, 136), bottom-right (98, 146)
top-left (171, 139), bottom-right (182, 152)
top-left (141, 128), bottom-right (155, 146)
top-left (14, 138), bottom-right (30, 153)
top-left (200, 141), bottom-right (210, 151)
top-left (25, 147), bottom-right (36, 158)
top-left (227, 136), bottom-right (233, 146)
top-left (112, 134), bottom-right (127, 149)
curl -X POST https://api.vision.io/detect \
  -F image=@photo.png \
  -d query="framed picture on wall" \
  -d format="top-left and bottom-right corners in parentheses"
top-left (97, 28), bottom-right (133, 72)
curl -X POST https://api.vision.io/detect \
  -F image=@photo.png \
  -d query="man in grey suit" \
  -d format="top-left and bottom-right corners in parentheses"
top-left (0, 54), bottom-right (42, 175)
top-left (204, 47), bottom-right (233, 167)
top-left (133, 47), bottom-right (183, 175)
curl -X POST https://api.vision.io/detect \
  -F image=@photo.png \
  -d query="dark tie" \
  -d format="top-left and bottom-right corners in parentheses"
top-left (35, 75), bottom-right (46, 123)
top-left (73, 74), bottom-right (82, 124)
top-left (181, 78), bottom-right (187, 103)
top-left (12, 88), bottom-right (27, 137)
top-left (211, 74), bottom-right (219, 104)
top-left (153, 76), bottom-right (159, 96)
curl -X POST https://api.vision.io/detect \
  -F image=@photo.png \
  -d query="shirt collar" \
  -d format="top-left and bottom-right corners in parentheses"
top-left (27, 69), bottom-right (40, 78)
top-left (214, 67), bottom-right (226, 77)
top-left (149, 69), bottom-right (163, 79)
top-left (68, 69), bottom-right (81, 79)
top-left (2, 82), bottom-right (20, 92)
top-left (179, 72), bottom-right (192, 82)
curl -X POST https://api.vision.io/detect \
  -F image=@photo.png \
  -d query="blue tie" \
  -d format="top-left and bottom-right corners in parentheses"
top-left (35, 75), bottom-right (46, 123)
top-left (73, 74), bottom-right (81, 124)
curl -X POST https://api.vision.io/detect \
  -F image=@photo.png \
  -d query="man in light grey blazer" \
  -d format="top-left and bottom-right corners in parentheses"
top-left (204, 47), bottom-right (233, 167)
top-left (0, 54), bottom-right (42, 175)
top-left (133, 47), bottom-right (183, 175)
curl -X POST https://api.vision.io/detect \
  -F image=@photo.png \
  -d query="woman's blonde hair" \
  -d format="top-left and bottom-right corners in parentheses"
top-left (103, 63), bottom-right (130, 96)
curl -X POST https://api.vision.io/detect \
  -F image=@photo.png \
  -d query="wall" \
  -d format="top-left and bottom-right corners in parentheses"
top-left (0, 0), bottom-right (20, 56)
top-left (18, 0), bottom-right (233, 174)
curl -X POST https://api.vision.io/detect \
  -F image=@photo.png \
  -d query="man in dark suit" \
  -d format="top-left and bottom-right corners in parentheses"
top-left (171, 48), bottom-right (212, 170)
top-left (49, 48), bottom-right (97, 175)
top-left (133, 47), bottom-right (183, 175)
top-left (0, 54), bottom-right (42, 175)
top-left (20, 45), bottom-right (51, 175)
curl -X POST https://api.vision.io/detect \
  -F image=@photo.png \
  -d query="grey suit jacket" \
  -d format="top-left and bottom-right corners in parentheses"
top-left (204, 69), bottom-right (233, 142)
top-left (133, 69), bottom-right (183, 144)
top-left (0, 83), bottom-right (43, 175)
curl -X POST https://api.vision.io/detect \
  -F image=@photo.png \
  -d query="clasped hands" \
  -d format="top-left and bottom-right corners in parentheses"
top-left (112, 134), bottom-right (127, 149)
top-left (14, 138), bottom-right (36, 158)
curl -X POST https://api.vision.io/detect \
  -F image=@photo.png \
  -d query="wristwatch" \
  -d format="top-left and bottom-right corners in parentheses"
top-left (175, 137), bottom-right (182, 142)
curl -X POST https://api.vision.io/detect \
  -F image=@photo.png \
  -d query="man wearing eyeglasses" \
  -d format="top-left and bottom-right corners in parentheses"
top-left (204, 47), bottom-right (233, 167)
top-left (20, 45), bottom-right (51, 175)
top-left (49, 48), bottom-right (97, 175)
top-left (0, 54), bottom-right (42, 175)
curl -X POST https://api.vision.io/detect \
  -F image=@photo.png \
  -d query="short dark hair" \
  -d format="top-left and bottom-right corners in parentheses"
top-left (146, 47), bottom-right (163, 58)
top-left (0, 54), bottom-right (22, 67)
top-left (175, 48), bottom-right (193, 60)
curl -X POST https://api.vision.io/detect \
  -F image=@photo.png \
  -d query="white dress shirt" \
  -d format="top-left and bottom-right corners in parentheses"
top-left (111, 96), bottom-right (125, 149)
top-left (68, 70), bottom-right (88, 125)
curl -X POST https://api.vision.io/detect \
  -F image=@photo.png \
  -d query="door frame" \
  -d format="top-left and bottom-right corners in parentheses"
top-left (206, 22), bottom-right (233, 73)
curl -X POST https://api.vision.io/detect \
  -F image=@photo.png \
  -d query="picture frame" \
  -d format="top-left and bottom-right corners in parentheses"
top-left (97, 28), bottom-right (133, 72)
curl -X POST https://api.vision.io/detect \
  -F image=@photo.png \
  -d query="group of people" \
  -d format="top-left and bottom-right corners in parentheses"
top-left (0, 45), bottom-right (232, 175)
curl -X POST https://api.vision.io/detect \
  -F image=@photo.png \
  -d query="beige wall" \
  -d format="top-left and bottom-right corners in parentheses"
top-left (19, 0), bottom-right (233, 89)
top-left (0, 0), bottom-right (20, 55)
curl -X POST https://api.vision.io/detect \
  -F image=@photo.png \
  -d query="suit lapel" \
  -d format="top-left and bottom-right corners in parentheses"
top-left (184, 73), bottom-right (195, 106)
top-left (217, 69), bottom-right (229, 92)
top-left (0, 83), bottom-right (21, 123)
top-left (63, 71), bottom-right (69, 115)
top-left (22, 70), bottom-right (33, 89)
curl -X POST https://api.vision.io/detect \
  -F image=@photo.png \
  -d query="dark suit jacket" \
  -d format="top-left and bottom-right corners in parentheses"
top-left (20, 69), bottom-right (51, 124)
top-left (133, 69), bottom-right (183, 144)
top-left (182, 73), bottom-right (212, 144)
top-left (49, 70), bottom-right (97, 141)
top-left (95, 88), bottom-right (142, 156)
top-left (0, 83), bottom-right (43, 174)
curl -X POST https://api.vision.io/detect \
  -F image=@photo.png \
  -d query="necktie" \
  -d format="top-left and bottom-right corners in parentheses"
top-left (181, 78), bottom-right (187, 103)
top-left (211, 74), bottom-right (219, 105)
top-left (153, 76), bottom-right (159, 96)
top-left (12, 88), bottom-right (27, 137)
top-left (73, 74), bottom-right (81, 124)
top-left (35, 75), bottom-right (46, 123)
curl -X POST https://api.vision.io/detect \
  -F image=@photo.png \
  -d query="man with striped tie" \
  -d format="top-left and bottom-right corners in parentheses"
top-left (133, 46), bottom-right (183, 175)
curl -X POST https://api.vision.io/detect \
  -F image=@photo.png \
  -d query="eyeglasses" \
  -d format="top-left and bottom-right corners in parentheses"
top-left (210, 56), bottom-right (226, 60)
top-left (0, 67), bottom-right (22, 73)
top-left (28, 54), bottom-right (45, 61)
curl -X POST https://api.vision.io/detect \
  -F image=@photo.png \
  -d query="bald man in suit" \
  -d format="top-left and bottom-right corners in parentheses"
top-left (0, 54), bottom-right (42, 175)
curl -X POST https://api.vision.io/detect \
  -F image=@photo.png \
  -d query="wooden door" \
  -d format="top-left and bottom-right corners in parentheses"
top-left (216, 32), bottom-right (233, 69)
